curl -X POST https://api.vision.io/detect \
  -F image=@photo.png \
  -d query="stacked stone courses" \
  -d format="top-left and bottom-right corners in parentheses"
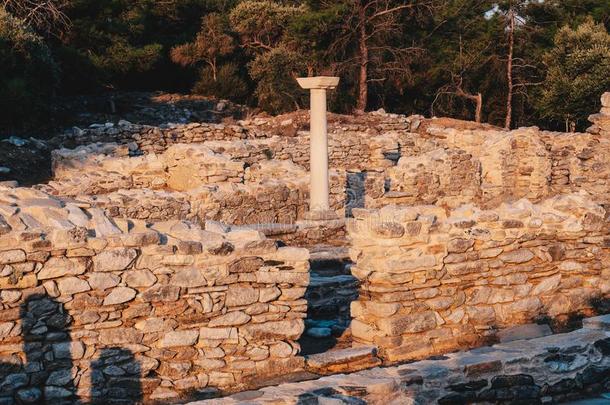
top-left (0, 187), bottom-right (309, 403)
top-left (348, 192), bottom-right (610, 363)
top-left (1, 93), bottom-right (610, 403)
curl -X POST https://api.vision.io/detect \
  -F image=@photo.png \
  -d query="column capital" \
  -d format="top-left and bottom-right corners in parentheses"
top-left (297, 76), bottom-right (340, 90)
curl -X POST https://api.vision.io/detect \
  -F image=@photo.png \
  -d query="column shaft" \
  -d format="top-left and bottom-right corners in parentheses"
top-left (309, 89), bottom-right (330, 211)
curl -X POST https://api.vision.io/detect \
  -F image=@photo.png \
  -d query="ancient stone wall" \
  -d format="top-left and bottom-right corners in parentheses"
top-left (0, 188), bottom-right (309, 403)
top-left (202, 321), bottom-right (610, 404)
top-left (43, 144), bottom-right (348, 228)
top-left (347, 193), bottom-right (610, 363)
top-left (383, 148), bottom-right (482, 208)
top-left (57, 116), bottom-right (410, 174)
top-left (588, 92), bottom-right (610, 137)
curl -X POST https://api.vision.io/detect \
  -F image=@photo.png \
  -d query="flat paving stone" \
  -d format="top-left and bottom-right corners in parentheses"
top-left (497, 323), bottom-right (552, 343)
top-left (306, 345), bottom-right (379, 371)
top-left (583, 314), bottom-right (610, 331)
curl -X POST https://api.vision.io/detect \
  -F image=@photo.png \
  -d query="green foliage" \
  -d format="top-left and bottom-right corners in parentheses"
top-left (171, 13), bottom-right (235, 68)
top-left (192, 63), bottom-right (248, 101)
top-left (249, 47), bottom-right (307, 113)
top-left (1, 0), bottom-right (610, 133)
top-left (229, 0), bottom-right (303, 51)
top-left (538, 19), bottom-right (610, 130)
top-left (90, 40), bottom-right (163, 77)
top-left (0, 9), bottom-right (58, 130)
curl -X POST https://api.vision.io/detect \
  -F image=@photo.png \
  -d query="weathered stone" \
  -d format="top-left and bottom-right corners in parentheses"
top-left (16, 387), bottom-right (42, 404)
top-left (208, 311), bottom-right (251, 327)
top-left (44, 386), bottom-right (72, 399)
top-left (0, 274), bottom-right (37, 289)
top-left (159, 330), bottom-right (199, 348)
top-left (259, 287), bottom-right (281, 303)
top-left (0, 250), bottom-right (26, 265)
top-left (170, 267), bottom-right (206, 287)
top-left (499, 249), bottom-right (534, 264)
top-left (93, 248), bottom-right (138, 272)
top-left (46, 369), bottom-right (74, 386)
top-left (38, 257), bottom-right (88, 280)
top-left (376, 312), bottom-right (437, 336)
top-left (103, 287), bottom-right (137, 305)
top-left (225, 285), bottom-right (258, 307)
top-left (228, 257), bottom-right (264, 273)
top-left (531, 275), bottom-right (561, 295)
top-left (52, 341), bottom-right (85, 360)
top-left (99, 328), bottom-right (143, 345)
top-left (241, 319), bottom-right (304, 340)
top-left (57, 277), bottom-right (91, 295)
top-left (135, 317), bottom-right (178, 334)
top-left (123, 269), bottom-right (157, 287)
top-left (447, 239), bottom-right (474, 254)
top-left (199, 327), bottom-right (238, 340)
top-left (497, 323), bottom-right (552, 343)
top-left (372, 222), bottom-right (405, 238)
top-left (87, 272), bottom-right (120, 290)
top-left (141, 285), bottom-right (180, 302)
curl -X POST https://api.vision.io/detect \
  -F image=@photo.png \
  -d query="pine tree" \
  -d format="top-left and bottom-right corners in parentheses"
top-left (538, 19), bottom-right (610, 131)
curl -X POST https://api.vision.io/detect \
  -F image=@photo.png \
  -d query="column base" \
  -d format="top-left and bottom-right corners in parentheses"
top-left (302, 210), bottom-right (340, 221)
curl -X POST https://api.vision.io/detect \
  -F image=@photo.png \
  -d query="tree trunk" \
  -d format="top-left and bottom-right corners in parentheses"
top-left (356, 4), bottom-right (368, 114)
top-left (455, 86), bottom-right (483, 123)
top-left (474, 93), bottom-right (482, 123)
top-left (505, 8), bottom-right (515, 130)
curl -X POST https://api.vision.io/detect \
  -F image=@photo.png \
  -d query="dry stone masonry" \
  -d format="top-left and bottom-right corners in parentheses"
top-left (1, 93), bottom-right (610, 403)
top-left (348, 192), bottom-right (610, 363)
top-left (194, 319), bottom-right (610, 404)
top-left (0, 187), bottom-right (310, 403)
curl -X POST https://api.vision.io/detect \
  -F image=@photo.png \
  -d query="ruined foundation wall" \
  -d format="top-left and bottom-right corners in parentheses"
top-left (42, 144), bottom-right (347, 227)
top-left (57, 118), bottom-right (410, 174)
top-left (379, 94), bottom-right (610, 210)
top-left (0, 189), bottom-right (309, 403)
top-left (347, 193), bottom-right (610, 363)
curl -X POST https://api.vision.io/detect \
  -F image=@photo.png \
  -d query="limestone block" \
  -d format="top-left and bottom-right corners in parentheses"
top-left (103, 287), bottom-right (137, 305)
top-left (93, 248), bottom-right (138, 272)
top-left (240, 319), bottom-right (304, 340)
top-left (376, 312), bottom-right (437, 336)
top-left (159, 330), bottom-right (200, 348)
top-left (208, 311), bottom-right (251, 327)
top-left (123, 268), bottom-right (157, 287)
top-left (0, 249), bottom-right (26, 265)
top-left (87, 273), bottom-right (120, 290)
top-left (57, 277), bottom-right (91, 295)
top-left (38, 257), bottom-right (88, 280)
top-left (170, 267), bottom-right (207, 287)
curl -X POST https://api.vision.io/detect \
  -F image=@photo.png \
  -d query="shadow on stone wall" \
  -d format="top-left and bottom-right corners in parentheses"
top-left (298, 254), bottom-right (359, 356)
top-left (0, 294), bottom-right (143, 405)
top-left (90, 348), bottom-right (142, 404)
top-left (346, 172), bottom-right (367, 218)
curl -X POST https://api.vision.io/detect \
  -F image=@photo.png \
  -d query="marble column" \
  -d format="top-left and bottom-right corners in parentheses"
top-left (297, 76), bottom-right (340, 220)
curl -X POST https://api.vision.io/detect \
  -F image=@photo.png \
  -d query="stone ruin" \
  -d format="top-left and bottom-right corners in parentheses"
top-left (0, 92), bottom-right (610, 404)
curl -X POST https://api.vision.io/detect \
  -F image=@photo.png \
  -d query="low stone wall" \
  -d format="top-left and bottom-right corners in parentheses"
top-left (347, 193), bottom-right (610, 363)
top-left (0, 188), bottom-right (309, 403)
top-left (203, 320), bottom-right (610, 404)
top-left (383, 148), bottom-right (482, 208)
top-left (60, 122), bottom-right (253, 154)
top-left (588, 92), bottom-right (610, 137)
top-left (43, 144), bottom-right (348, 228)
top-left (374, 93), bottom-right (610, 210)
top-left (53, 110), bottom-right (416, 172)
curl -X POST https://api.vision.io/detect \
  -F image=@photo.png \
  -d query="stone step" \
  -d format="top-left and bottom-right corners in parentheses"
top-left (497, 323), bottom-right (553, 343)
top-left (309, 246), bottom-right (350, 272)
top-left (583, 314), bottom-right (610, 331)
top-left (310, 265), bottom-right (351, 277)
top-left (305, 345), bottom-right (381, 375)
top-left (305, 274), bottom-right (359, 316)
top-left (308, 274), bottom-right (358, 287)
